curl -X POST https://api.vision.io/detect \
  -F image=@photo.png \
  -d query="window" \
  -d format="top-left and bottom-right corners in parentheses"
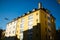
top-left (52, 19), bottom-right (54, 22)
top-left (20, 18), bottom-right (24, 28)
top-left (13, 26), bottom-right (15, 28)
top-left (20, 29), bottom-right (23, 33)
top-left (48, 22), bottom-right (51, 27)
top-left (28, 14), bottom-right (33, 20)
top-left (20, 33), bottom-right (23, 40)
top-left (36, 13), bottom-right (38, 15)
top-left (28, 21), bottom-right (32, 26)
top-left (21, 18), bottom-right (25, 23)
top-left (47, 14), bottom-right (50, 23)
top-left (13, 31), bottom-right (15, 34)
top-left (20, 24), bottom-right (24, 28)
top-left (28, 14), bottom-right (33, 29)
top-left (28, 21), bottom-right (33, 29)
top-left (36, 19), bottom-right (38, 22)
top-left (48, 16), bottom-right (50, 20)
top-left (9, 32), bottom-right (11, 34)
top-left (48, 29), bottom-right (51, 32)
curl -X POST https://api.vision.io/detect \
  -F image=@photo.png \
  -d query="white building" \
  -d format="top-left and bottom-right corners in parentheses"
top-left (5, 19), bottom-right (17, 37)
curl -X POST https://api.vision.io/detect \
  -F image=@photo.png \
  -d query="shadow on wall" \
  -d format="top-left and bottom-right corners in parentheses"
top-left (56, 30), bottom-right (60, 40)
top-left (23, 23), bottom-right (41, 40)
top-left (0, 29), bottom-right (5, 40)
top-left (5, 35), bottom-right (19, 40)
top-left (5, 23), bottom-right (41, 40)
top-left (0, 29), bottom-right (3, 40)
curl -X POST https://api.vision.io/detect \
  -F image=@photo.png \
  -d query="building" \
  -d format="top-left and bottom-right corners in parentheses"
top-left (0, 29), bottom-right (5, 40)
top-left (16, 3), bottom-right (56, 40)
top-left (5, 19), bottom-right (17, 37)
top-left (55, 29), bottom-right (60, 40)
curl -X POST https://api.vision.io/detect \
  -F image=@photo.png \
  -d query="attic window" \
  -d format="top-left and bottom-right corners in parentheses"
top-left (36, 13), bottom-right (38, 15)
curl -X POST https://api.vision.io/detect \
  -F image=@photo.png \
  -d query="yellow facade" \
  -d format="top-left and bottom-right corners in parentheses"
top-left (16, 10), bottom-right (40, 39)
top-left (16, 8), bottom-right (56, 40)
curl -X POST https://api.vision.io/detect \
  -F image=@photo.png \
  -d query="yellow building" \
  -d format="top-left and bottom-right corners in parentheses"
top-left (16, 3), bottom-right (56, 40)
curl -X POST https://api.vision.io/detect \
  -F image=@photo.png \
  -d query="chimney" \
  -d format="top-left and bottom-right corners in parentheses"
top-left (38, 2), bottom-right (42, 9)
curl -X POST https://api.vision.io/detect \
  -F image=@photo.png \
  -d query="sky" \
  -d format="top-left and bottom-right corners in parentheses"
top-left (0, 0), bottom-right (60, 30)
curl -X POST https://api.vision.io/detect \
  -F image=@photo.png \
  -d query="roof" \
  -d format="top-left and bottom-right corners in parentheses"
top-left (7, 8), bottom-right (56, 24)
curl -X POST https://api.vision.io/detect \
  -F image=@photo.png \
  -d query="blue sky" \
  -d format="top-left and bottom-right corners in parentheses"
top-left (0, 0), bottom-right (60, 30)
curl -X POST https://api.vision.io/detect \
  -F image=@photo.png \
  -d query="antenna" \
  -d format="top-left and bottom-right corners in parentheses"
top-left (38, 2), bottom-right (42, 9)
